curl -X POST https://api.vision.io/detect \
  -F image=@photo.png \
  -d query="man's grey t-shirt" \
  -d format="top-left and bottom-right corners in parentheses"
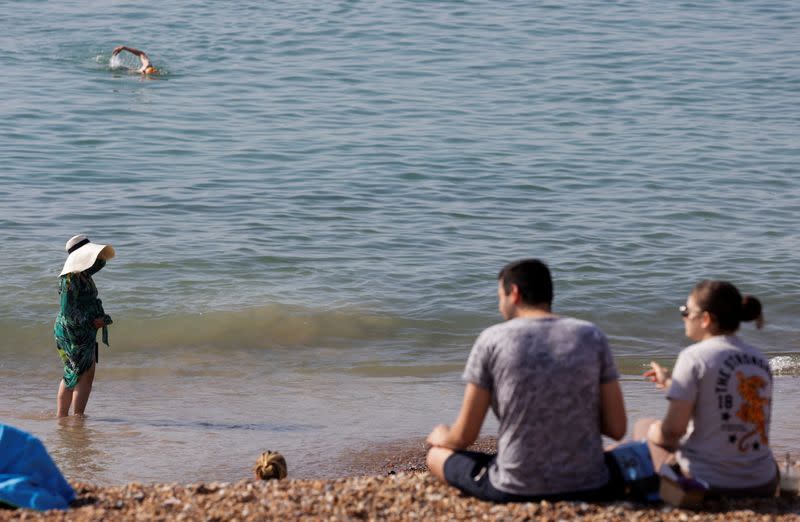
top-left (668, 335), bottom-right (775, 489)
top-left (462, 316), bottom-right (619, 496)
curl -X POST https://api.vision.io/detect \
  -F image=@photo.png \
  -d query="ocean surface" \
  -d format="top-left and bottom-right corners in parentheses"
top-left (0, 0), bottom-right (798, 484)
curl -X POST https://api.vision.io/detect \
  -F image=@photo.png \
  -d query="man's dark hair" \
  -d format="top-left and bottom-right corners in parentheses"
top-left (497, 259), bottom-right (553, 306)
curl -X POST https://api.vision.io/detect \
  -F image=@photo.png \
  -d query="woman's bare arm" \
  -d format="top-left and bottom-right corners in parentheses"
top-left (647, 399), bottom-right (693, 451)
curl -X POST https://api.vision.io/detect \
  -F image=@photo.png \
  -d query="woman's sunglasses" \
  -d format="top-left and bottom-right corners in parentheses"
top-left (679, 305), bottom-right (699, 318)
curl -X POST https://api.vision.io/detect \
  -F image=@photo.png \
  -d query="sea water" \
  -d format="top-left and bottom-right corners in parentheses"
top-left (0, 0), bottom-right (798, 484)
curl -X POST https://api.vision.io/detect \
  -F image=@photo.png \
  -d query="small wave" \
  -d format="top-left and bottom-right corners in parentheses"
top-left (770, 355), bottom-right (800, 376)
top-left (0, 304), bottom-right (432, 353)
top-left (108, 53), bottom-right (138, 71)
top-left (614, 356), bottom-right (800, 378)
top-left (91, 416), bottom-right (320, 432)
top-left (108, 54), bottom-right (123, 69)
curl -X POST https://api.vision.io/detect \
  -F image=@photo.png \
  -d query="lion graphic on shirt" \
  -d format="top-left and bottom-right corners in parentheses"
top-left (734, 371), bottom-right (769, 452)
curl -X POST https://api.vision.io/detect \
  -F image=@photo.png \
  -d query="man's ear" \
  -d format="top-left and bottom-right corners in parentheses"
top-left (509, 283), bottom-right (522, 304)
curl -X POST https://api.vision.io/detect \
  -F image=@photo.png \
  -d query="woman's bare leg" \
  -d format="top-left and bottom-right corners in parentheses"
top-left (56, 379), bottom-right (73, 417)
top-left (634, 417), bottom-right (675, 471)
top-left (71, 363), bottom-right (96, 416)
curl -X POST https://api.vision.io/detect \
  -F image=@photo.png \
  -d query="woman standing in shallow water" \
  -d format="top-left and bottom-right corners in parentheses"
top-left (638, 280), bottom-right (778, 497)
top-left (54, 235), bottom-right (115, 417)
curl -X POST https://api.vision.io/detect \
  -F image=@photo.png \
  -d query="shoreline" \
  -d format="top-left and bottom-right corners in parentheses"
top-left (2, 375), bottom-right (798, 487)
top-left (3, 438), bottom-right (799, 520)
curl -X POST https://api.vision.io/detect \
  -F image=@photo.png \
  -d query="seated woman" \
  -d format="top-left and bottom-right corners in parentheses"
top-left (638, 280), bottom-right (778, 497)
top-left (111, 45), bottom-right (157, 75)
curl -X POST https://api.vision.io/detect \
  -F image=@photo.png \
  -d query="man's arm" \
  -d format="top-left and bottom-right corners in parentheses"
top-left (647, 399), bottom-right (693, 451)
top-left (426, 383), bottom-right (490, 450)
top-left (599, 380), bottom-right (627, 440)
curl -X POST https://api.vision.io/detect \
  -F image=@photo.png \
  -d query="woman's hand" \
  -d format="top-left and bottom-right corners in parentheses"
top-left (644, 361), bottom-right (671, 390)
top-left (93, 318), bottom-right (106, 329)
top-left (112, 45), bottom-right (125, 56)
top-left (426, 424), bottom-right (451, 448)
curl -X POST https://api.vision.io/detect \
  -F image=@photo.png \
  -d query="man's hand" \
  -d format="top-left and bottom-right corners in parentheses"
top-left (644, 361), bottom-right (671, 389)
top-left (93, 318), bottom-right (105, 329)
top-left (112, 45), bottom-right (125, 56)
top-left (426, 424), bottom-right (451, 448)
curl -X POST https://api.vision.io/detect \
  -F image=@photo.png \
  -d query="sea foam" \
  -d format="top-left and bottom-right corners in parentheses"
top-left (770, 355), bottom-right (800, 376)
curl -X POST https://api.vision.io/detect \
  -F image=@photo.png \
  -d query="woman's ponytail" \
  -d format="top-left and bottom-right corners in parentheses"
top-left (741, 294), bottom-right (764, 329)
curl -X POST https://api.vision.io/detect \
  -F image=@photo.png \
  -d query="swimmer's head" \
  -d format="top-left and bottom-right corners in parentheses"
top-left (142, 65), bottom-right (157, 75)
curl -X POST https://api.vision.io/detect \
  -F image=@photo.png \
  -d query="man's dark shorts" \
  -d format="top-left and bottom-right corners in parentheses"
top-left (443, 450), bottom-right (622, 503)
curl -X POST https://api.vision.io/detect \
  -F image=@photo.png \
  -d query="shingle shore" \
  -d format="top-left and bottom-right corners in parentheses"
top-left (1, 475), bottom-right (798, 521)
top-left (2, 437), bottom-right (798, 520)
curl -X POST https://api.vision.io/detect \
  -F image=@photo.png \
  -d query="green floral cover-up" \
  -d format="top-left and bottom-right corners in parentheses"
top-left (54, 269), bottom-right (112, 389)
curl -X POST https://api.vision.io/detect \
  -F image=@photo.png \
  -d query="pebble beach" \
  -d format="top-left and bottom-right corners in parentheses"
top-left (3, 438), bottom-right (799, 521)
top-left (3, 475), bottom-right (799, 522)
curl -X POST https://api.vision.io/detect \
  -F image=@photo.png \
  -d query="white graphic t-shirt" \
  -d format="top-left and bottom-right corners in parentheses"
top-left (668, 335), bottom-right (776, 489)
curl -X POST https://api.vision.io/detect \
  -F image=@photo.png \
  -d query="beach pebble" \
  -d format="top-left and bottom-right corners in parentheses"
top-left (13, 469), bottom-right (798, 522)
top-left (163, 496), bottom-right (181, 507)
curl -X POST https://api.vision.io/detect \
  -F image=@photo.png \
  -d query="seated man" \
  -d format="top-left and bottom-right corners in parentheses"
top-left (112, 45), bottom-right (157, 74)
top-left (426, 259), bottom-right (626, 502)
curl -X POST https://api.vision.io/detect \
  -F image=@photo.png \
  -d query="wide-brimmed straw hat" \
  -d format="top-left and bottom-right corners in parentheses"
top-left (59, 234), bottom-right (115, 276)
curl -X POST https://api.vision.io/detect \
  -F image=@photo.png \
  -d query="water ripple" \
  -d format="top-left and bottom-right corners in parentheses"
top-left (0, 0), bottom-right (798, 355)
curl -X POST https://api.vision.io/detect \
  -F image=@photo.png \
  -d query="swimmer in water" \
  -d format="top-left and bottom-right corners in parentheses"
top-left (112, 45), bottom-right (157, 74)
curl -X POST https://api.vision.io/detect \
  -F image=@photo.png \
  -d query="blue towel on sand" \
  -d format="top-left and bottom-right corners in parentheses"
top-left (0, 424), bottom-right (75, 510)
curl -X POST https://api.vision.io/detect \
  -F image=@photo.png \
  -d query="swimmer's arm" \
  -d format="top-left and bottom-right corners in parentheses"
top-left (112, 45), bottom-right (151, 67)
top-left (113, 45), bottom-right (145, 57)
top-left (112, 45), bottom-right (135, 56)
top-left (138, 55), bottom-right (152, 72)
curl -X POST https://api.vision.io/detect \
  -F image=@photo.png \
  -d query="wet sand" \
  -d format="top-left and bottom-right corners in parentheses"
top-left (3, 437), bottom-right (798, 521)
